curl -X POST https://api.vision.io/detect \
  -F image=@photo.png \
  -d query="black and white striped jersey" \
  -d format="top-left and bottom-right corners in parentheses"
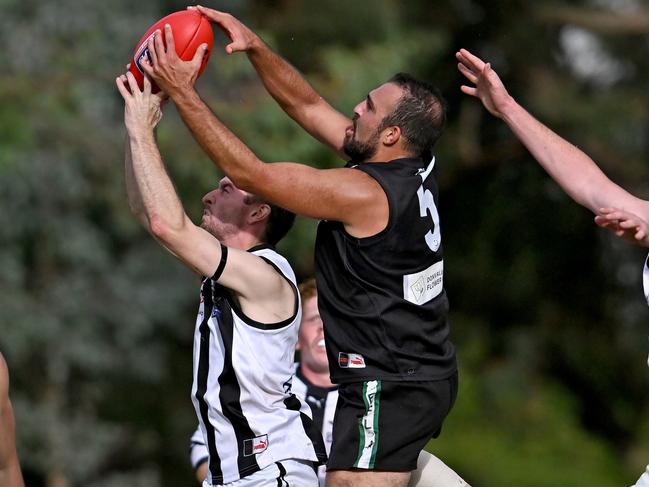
top-left (191, 363), bottom-right (338, 487)
top-left (191, 245), bottom-right (327, 486)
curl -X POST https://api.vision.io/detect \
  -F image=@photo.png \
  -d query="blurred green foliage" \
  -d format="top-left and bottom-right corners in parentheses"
top-left (1, 0), bottom-right (649, 485)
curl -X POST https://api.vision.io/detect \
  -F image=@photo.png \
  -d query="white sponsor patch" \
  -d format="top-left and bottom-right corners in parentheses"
top-left (338, 352), bottom-right (366, 369)
top-left (403, 260), bottom-right (444, 305)
top-left (243, 434), bottom-right (269, 456)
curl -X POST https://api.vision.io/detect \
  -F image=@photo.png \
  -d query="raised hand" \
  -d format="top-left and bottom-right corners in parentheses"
top-left (189, 5), bottom-right (260, 54)
top-left (595, 207), bottom-right (649, 248)
top-left (456, 48), bottom-right (513, 119)
top-left (140, 24), bottom-right (208, 96)
top-left (115, 71), bottom-right (167, 134)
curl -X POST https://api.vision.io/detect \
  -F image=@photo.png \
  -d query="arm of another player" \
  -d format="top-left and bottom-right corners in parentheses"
top-left (456, 48), bottom-right (649, 220)
top-left (189, 426), bottom-right (209, 484)
top-left (190, 7), bottom-right (351, 158)
top-left (116, 73), bottom-right (296, 318)
top-left (0, 354), bottom-right (25, 487)
top-left (141, 35), bottom-right (387, 238)
top-left (595, 208), bottom-right (649, 248)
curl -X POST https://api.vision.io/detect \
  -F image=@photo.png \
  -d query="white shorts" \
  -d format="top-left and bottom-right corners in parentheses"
top-left (203, 460), bottom-right (318, 487)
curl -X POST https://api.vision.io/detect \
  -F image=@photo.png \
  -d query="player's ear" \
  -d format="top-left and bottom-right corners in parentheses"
top-left (249, 203), bottom-right (271, 224)
top-left (382, 125), bottom-right (401, 146)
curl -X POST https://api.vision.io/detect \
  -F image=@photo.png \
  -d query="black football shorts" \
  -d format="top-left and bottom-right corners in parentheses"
top-left (327, 372), bottom-right (458, 472)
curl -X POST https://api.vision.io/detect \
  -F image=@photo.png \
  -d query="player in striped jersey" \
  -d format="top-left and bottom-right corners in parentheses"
top-left (457, 47), bottom-right (649, 487)
top-left (0, 353), bottom-right (24, 487)
top-left (191, 279), bottom-right (468, 487)
top-left (116, 73), bottom-right (325, 486)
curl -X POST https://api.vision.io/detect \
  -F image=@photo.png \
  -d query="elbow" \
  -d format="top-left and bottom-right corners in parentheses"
top-left (148, 214), bottom-right (181, 244)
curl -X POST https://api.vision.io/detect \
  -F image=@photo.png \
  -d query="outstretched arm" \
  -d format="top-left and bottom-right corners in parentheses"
top-left (140, 27), bottom-right (388, 238)
top-left (456, 48), bottom-right (649, 221)
top-left (195, 7), bottom-right (351, 158)
top-left (116, 73), bottom-right (296, 321)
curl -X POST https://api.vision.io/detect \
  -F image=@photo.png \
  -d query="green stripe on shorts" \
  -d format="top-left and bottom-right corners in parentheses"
top-left (354, 380), bottom-right (381, 469)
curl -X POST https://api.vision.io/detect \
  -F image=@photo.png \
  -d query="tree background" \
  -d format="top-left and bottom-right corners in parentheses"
top-left (1, 0), bottom-right (649, 485)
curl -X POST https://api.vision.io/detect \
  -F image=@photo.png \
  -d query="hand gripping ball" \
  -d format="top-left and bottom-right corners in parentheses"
top-left (129, 10), bottom-right (213, 91)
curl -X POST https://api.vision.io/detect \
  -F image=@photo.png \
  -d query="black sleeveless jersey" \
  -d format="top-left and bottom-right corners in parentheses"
top-left (315, 157), bottom-right (456, 383)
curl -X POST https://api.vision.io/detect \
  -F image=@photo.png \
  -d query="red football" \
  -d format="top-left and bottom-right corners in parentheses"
top-left (129, 10), bottom-right (213, 91)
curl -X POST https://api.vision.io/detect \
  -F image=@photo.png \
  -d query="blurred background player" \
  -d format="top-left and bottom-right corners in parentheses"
top-left (190, 279), bottom-right (468, 487)
top-left (456, 47), bottom-right (649, 487)
top-left (116, 72), bottom-right (325, 487)
top-left (0, 353), bottom-right (24, 487)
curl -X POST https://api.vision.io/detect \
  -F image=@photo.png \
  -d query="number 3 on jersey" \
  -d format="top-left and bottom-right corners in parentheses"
top-left (416, 158), bottom-right (441, 252)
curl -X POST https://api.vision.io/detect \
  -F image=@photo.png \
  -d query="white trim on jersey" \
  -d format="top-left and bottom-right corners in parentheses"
top-left (191, 247), bottom-right (325, 486)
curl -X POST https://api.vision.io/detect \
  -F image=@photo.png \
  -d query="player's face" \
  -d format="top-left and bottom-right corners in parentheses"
top-left (200, 177), bottom-right (252, 239)
top-left (297, 295), bottom-right (329, 374)
top-left (343, 82), bottom-right (404, 161)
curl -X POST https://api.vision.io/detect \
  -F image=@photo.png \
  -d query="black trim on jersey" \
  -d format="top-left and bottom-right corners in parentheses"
top-left (283, 394), bottom-right (328, 464)
top-left (275, 462), bottom-right (288, 487)
top-left (226, 255), bottom-right (299, 331)
top-left (192, 455), bottom-right (209, 471)
top-left (211, 245), bottom-right (229, 281)
top-left (247, 243), bottom-right (275, 253)
top-left (195, 279), bottom-right (224, 484)
top-left (215, 292), bottom-right (262, 478)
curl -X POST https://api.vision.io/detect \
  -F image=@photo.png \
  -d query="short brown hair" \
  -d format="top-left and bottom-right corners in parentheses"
top-left (298, 278), bottom-right (317, 302)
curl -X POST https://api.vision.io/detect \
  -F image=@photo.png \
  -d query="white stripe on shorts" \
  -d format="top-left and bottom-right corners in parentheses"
top-left (355, 380), bottom-right (381, 469)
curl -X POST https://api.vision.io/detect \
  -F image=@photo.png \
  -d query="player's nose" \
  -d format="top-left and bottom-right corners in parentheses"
top-left (202, 190), bottom-right (216, 205)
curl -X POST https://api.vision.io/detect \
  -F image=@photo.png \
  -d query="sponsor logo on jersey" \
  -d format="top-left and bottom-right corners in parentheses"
top-left (338, 352), bottom-right (366, 369)
top-left (243, 434), bottom-right (269, 456)
top-left (403, 260), bottom-right (444, 305)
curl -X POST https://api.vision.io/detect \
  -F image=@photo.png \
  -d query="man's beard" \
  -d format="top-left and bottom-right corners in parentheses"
top-left (200, 218), bottom-right (226, 241)
top-left (343, 126), bottom-right (380, 162)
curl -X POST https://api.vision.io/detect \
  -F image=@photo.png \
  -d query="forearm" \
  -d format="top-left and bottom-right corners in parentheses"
top-left (124, 138), bottom-right (149, 228)
top-left (246, 37), bottom-right (322, 120)
top-left (245, 38), bottom-right (349, 153)
top-left (172, 89), bottom-right (264, 191)
top-left (500, 98), bottom-right (629, 212)
top-left (127, 129), bottom-right (188, 234)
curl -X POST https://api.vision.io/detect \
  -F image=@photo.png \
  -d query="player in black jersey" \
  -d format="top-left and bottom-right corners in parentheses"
top-left (142, 11), bottom-right (458, 487)
top-left (142, 8), bottom-right (458, 487)
top-left (456, 47), bottom-right (649, 487)
top-left (0, 353), bottom-right (24, 487)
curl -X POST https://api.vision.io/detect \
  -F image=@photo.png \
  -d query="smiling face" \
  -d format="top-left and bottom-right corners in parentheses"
top-left (343, 82), bottom-right (404, 161)
top-left (200, 177), bottom-right (255, 240)
top-left (297, 295), bottom-right (328, 374)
